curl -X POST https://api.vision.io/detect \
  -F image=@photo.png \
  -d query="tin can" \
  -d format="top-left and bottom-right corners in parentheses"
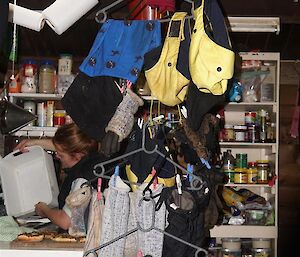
top-left (53, 110), bottom-right (66, 127)
top-left (234, 125), bottom-right (248, 142)
top-left (236, 153), bottom-right (248, 169)
top-left (234, 170), bottom-right (248, 184)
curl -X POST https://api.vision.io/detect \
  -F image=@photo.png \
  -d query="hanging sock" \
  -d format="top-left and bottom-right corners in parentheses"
top-left (83, 190), bottom-right (105, 257)
top-left (124, 192), bottom-right (138, 257)
top-left (136, 183), bottom-right (166, 257)
top-left (98, 175), bottom-right (131, 257)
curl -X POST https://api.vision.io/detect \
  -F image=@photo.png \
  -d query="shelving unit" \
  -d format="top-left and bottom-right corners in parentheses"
top-left (8, 93), bottom-right (63, 137)
top-left (211, 52), bottom-right (280, 256)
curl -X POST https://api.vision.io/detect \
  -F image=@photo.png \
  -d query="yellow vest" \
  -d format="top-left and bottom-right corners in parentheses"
top-left (189, 0), bottom-right (235, 95)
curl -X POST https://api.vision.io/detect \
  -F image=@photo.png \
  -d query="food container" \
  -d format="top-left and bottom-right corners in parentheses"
top-left (247, 162), bottom-right (258, 184)
top-left (257, 160), bottom-right (270, 184)
top-left (53, 110), bottom-right (66, 127)
top-left (224, 124), bottom-right (235, 141)
top-left (245, 209), bottom-right (267, 225)
top-left (0, 146), bottom-right (59, 217)
top-left (234, 170), bottom-right (248, 184)
top-left (222, 238), bottom-right (241, 251)
top-left (234, 125), bottom-right (248, 142)
top-left (252, 238), bottom-right (271, 249)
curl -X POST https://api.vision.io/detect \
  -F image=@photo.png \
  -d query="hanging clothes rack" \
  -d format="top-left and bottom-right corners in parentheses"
top-left (83, 193), bottom-right (208, 257)
top-left (94, 0), bottom-right (195, 23)
top-left (93, 121), bottom-right (209, 191)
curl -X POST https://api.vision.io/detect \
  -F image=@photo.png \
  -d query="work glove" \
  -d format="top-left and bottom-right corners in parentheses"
top-left (105, 88), bottom-right (144, 143)
top-left (101, 131), bottom-right (120, 157)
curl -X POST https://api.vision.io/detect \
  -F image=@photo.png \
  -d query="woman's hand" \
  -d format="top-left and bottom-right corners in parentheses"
top-left (14, 138), bottom-right (55, 152)
top-left (14, 139), bottom-right (36, 152)
top-left (34, 202), bottom-right (49, 217)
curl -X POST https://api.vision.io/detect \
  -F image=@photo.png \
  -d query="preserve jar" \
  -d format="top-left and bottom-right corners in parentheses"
top-left (234, 125), bottom-right (248, 142)
top-left (58, 54), bottom-right (73, 75)
top-left (53, 110), bottom-right (66, 127)
top-left (224, 124), bottom-right (235, 141)
top-left (39, 60), bottom-right (56, 94)
top-left (257, 160), bottom-right (270, 184)
top-left (247, 162), bottom-right (258, 184)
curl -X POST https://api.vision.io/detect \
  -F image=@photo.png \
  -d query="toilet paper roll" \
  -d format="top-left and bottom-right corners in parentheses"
top-left (42, 0), bottom-right (98, 35)
top-left (8, 4), bottom-right (44, 32)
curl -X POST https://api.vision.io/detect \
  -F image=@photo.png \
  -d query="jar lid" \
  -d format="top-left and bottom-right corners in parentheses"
top-left (257, 160), bottom-right (269, 164)
top-left (234, 125), bottom-right (247, 130)
top-left (224, 124), bottom-right (233, 129)
top-left (59, 53), bottom-right (72, 58)
top-left (23, 59), bottom-right (37, 65)
top-left (221, 238), bottom-right (241, 242)
top-left (248, 161), bottom-right (257, 166)
top-left (41, 60), bottom-right (54, 66)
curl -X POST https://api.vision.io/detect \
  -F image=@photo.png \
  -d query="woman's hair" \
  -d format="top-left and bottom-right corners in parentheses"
top-left (52, 123), bottom-right (98, 157)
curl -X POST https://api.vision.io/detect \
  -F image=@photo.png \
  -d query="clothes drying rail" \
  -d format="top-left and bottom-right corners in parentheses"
top-left (93, 121), bottom-right (209, 192)
top-left (83, 195), bottom-right (208, 257)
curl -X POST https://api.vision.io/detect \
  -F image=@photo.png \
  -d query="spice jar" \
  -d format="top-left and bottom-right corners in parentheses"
top-left (20, 59), bottom-right (38, 93)
top-left (234, 125), bottom-right (248, 142)
top-left (257, 160), bottom-right (270, 184)
top-left (224, 124), bottom-right (235, 141)
top-left (39, 60), bottom-right (56, 94)
top-left (247, 162), bottom-right (258, 184)
top-left (58, 54), bottom-right (73, 75)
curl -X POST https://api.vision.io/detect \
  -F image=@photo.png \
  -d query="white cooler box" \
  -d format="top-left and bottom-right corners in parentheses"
top-left (0, 146), bottom-right (59, 217)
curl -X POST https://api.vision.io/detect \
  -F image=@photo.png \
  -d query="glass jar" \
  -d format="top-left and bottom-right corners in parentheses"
top-left (257, 160), bottom-right (270, 184)
top-left (234, 125), bottom-right (248, 142)
top-left (39, 60), bottom-right (56, 94)
top-left (252, 248), bottom-right (272, 257)
top-left (266, 122), bottom-right (276, 143)
top-left (248, 124), bottom-right (259, 143)
top-left (222, 238), bottom-right (241, 251)
top-left (20, 59), bottom-right (38, 93)
top-left (234, 169), bottom-right (248, 184)
top-left (224, 124), bottom-right (235, 141)
top-left (58, 54), bottom-right (73, 75)
top-left (252, 238), bottom-right (271, 249)
top-left (247, 162), bottom-right (258, 184)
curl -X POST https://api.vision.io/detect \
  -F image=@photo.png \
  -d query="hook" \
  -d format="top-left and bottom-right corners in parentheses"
top-left (95, 0), bottom-right (125, 23)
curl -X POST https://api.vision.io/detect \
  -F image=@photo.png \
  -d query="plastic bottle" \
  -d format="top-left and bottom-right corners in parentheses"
top-left (38, 60), bottom-right (56, 94)
top-left (20, 59), bottom-right (38, 93)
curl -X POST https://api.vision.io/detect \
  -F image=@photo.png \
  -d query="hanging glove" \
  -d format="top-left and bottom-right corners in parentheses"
top-left (105, 88), bottom-right (144, 142)
top-left (101, 131), bottom-right (120, 157)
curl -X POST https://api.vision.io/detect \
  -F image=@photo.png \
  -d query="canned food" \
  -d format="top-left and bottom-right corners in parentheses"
top-left (234, 170), bottom-right (248, 184)
top-left (236, 153), bottom-right (248, 169)
top-left (53, 110), bottom-right (66, 127)
top-left (234, 125), bottom-right (248, 142)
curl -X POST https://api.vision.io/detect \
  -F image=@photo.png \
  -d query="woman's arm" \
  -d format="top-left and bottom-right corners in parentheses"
top-left (14, 138), bottom-right (56, 152)
top-left (35, 202), bottom-right (71, 230)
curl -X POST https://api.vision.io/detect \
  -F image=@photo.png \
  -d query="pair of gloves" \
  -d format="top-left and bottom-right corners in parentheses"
top-left (102, 88), bottom-right (144, 156)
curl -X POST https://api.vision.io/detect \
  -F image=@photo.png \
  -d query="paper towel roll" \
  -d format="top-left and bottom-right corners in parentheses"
top-left (8, 4), bottom-right (44, 32)
top-left (42, 0), bottom-right (98, 35)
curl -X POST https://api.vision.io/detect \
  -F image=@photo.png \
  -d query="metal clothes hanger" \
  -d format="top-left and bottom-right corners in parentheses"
top-left (93, 121), bottom-right (209, 191)
top-left (83, 194), bottom-right (208, 257)
top-left (94, 0), bottom-right (195, 23)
